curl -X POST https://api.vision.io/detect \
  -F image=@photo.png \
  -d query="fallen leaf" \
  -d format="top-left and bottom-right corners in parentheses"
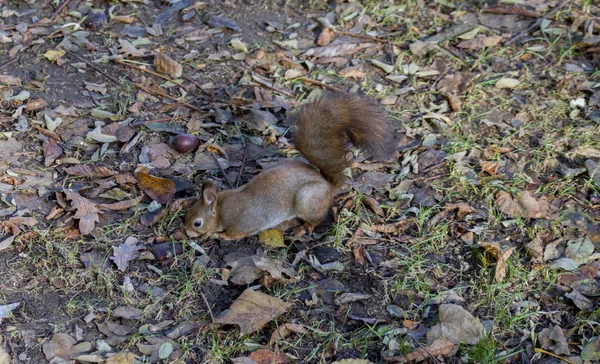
top-left (339, 66), bottom-right (366, 79)
top-left (85, 82), bottom-right (108, 95)
top-left (98, 195), bottom-right (144, 211)
top-left (87, 126), bottom-right (118, 143)
top-left (456, 36), bottom-right (502, 49)
top-left (137, 172), bottom-right (176, 204)
top-left (215, 289), bottom-right (293, 337)
top-left (495, 78), bottom-right (520, 89)
top-left (549, 258), bottom-right (579, 271)
top-left (43, 49), bottom-right (66, 62)
top-left (565, 237), bottom-right (595, 265)
top-left (63, 165), bottom-right (118, 178)
top-left (565, 290), bottom-right (594, 311)
top-left (495, 246), bottom-right (515, 282)
top-left (303, 42), bottom-right (373, 58)
top-left (0, 236), bottom-right (15, 252)
top-left (64, 189), bottom-right (101, 235)
top-left (426, 304), bottom-right (484, 345)
top-left (395, 338), bottom-right (456, 362)
top-left (233, 349), bottom-right (290, 364)
top-left (0, 302), bottom-right (20, 321)
top-left (0, 74), bottom-right (22, 86)
top-left (495, 190), bottom-right (555, 219)
top-left (538, 326), bottom-right (570, 356)
top-left (225, 253), bottom-right (295, 285)
top-left (0, 337), bottom-right (9, 364)
top-left (317, 27), bottom-right (334, 46)
top-left (258, 229), bottom-right (286, 248)
top-left (118, 39), bottom-right (146, 57)
top-left (353, 246), bottom-right (366, 266)
top-left (269, 323), bottom-right (307, 344)
top-left (112, 306), bottom-right (143, 320)
top-left (581, 337), bottom-right (600, 361)
top-left (110, 236), bottom-right (143, 272)
top-left (154, 53), bottom-right (182, 78)
top-left (43, 139), bottom-right (62, 167)
top-left (42, 333), bottom-right (85, 362)
top-left (525, 234), bottom-right (544, 264)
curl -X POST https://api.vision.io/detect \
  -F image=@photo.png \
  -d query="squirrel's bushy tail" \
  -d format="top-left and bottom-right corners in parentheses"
top-left (294, 92), bottom-right (396, 187)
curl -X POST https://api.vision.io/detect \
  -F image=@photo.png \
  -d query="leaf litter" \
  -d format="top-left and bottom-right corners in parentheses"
top-left (0, 0), bottom-right (599, 363)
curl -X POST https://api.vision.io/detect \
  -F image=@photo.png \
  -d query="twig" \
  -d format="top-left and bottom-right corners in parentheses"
top-left (235, 142), bottom-right (248, 188)
top-left (51, 0), bottom-right (73, 21)
top-left (65, 50), bottom-right (120, 84)
top-left (184, 74), bottom-right (202, 90)
top-left (298, 77), bottom-right (343, 93)
top-left (132, 115), bottom-right (190, 126)
top-left (212, 154), bottom-right (233, 189)
top-left (387, 33), bottom-right (395, 69)
top-left (505, 0), bottom-right (569, 45)
top-left (199, 291), bottom-right (215, 323)
top-left (0, 57), bottom-right (19, 71)
top-left (534, 348), bottom-right (576, 364)
top-left (334, 30), bottom-right (387, 43)
top-left (115, 59), bottom-right (187, 89)
top-left (133, 82), bottom-right (206, 113)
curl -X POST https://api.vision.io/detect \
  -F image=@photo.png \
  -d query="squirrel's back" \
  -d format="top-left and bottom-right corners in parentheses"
top-left (294, 92), bottom-right (396, 187)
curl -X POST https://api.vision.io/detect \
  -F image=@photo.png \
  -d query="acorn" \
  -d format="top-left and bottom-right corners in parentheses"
top-left (172, 134), bottom-right (199, 154)
top-left (85, 9), bottom-right (107, 31)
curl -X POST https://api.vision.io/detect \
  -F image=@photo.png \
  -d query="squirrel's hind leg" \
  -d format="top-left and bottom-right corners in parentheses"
top-left (294, 182), bottom-right (333, 235)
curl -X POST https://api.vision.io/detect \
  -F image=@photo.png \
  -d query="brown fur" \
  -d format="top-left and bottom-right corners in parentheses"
top-left (184, 92), bottom-right (396, 239)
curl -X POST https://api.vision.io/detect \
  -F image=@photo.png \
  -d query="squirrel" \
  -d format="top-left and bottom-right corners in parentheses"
top-left (184, 92), bottom-right (396, 240)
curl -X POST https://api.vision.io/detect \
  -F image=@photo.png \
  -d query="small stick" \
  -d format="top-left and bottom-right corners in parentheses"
top-left (505, 0), bottom-right (569, 45)
top-left (115, 59), bottom-right (187, 89)
top-left (387, 33), bottom-right (395, 68)
top-left (0, 57), bottom-right (19, 71)
top-left (133, 83), bottom-right (206, 113)
top-left (334, 30), bottom-right (387, 43)
top-left (211, 154), bottom-right (233, 189)
top-left (534, 348), bottom-right (576, 364)
top-left (235, 142), bottom-right (248, 188)
top-left (298, 77), bottom-right (344, 93)
top-left (51, 0), bottom-right (73, 21)
top-left (184, 74), bottom-right (203, 90)
top-left (66, 50), bottom-right (120, 84)
top-left (199, 291), bottom-right (215, 323)
top-left (133, 115), bottom-right (190, 125)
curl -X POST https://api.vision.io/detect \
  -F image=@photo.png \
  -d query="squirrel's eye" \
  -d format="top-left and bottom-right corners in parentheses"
top-left (194, 220), bottom-right (202, 227)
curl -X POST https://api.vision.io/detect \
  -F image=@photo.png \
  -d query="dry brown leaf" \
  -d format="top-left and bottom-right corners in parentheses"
top-left (63, 165), bottom-right (118, 178)
top-left (98, 195), bottom-right (144, 211)
top-left (154, 53), bottom-right (182, 78)
top-left (362, 196), bottom-right (384, 217)
top-left (317, 27), bottom-right (334, 46)
top-left (137, 172), bottom-right (176, 204)
top-left (480, 160), bottom-right (500, 175)
top-left (369, 218), bottom-right (414, 234)
top-left (391, 338), bottom-right (456, 362)
top-left (85, 82), bottom-right (108, 95)
top-left (525, 234), bottom-right (544, 264)
top-left (113, 15), bottom-right (136, 24)
top-left (339, 66), bottom-right (366, 80)
top-left (118, 39), bottom-right (146, 57)
top-left (64, 189), bottom-right (100, 235)
top-left (269, 323), bottom-right (307, 344)
top-left (426, 304), bottom-right (484, 345)
top-left (483, 5), bottom-right (541, 18)
top-left (445, 203), bottom-right (475, 219)
top-left (495, 190), bottom-right (555, 219)
top-left (43, 139), bottom-right (62, 167)
top-left (105, 351), bottom-right (138, 364)
top-left (2, 217), bottom-right (38, 236)
top-left (215, 289), bottom-right (293, 337)
top-left (456, 36), bottom-right (502, 50)
top-left (494, 246), bottom-right (515, 282)
top-left (303, 42), bottom-right (374, 58)
top-left (0, 74), bottom-right (22, 86)
top-left (247, 349), bottom-right (290, 364)
top-left (353, 246), bottom-right (366, 266)
top-left (477, 241), bottom-right (501, 259)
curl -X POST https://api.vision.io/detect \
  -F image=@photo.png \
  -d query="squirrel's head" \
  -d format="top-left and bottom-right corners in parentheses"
top-left (184, 183), bottom-right (221, 238)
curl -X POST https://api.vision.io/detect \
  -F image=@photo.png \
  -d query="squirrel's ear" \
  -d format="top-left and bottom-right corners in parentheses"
top-left (202, 184), bottom-right (218, 215)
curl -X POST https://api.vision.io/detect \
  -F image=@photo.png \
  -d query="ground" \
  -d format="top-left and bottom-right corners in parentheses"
top-left (1, 0), bottom-right (600, 363)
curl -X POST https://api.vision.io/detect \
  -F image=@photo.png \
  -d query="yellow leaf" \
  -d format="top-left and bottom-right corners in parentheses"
top-left (44, 49), bottom-right (66, 62)
top-left (258, 229), bottom-right (286, 247)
